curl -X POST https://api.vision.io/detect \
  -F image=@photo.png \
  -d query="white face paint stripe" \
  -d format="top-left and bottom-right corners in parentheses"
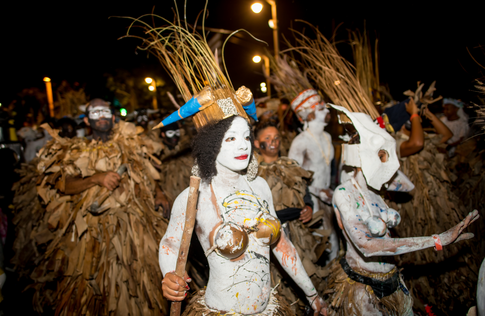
top-left (88, 106), bottom-right (112, 120)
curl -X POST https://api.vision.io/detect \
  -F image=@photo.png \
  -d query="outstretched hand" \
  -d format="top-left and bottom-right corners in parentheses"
top-left (161, 271), bottom-right (192, 301)
top-left (308, 294), bottom-right (328, 316)
top-left (440, 210), bottom-right (480, 246)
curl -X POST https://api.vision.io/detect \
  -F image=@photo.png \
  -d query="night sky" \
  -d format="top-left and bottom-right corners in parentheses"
top-left (1, 1), bottom-right (483, 106)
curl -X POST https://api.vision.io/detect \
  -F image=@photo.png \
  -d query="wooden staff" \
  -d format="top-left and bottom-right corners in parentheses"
top-left (171, 176), bottom-right (201, 316)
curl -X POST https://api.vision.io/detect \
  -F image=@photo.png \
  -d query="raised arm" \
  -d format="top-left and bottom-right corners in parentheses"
top-left (333, 190), bottom-right (479, 257)
top-left (400, 99), bottom-right (424, 157)
top-left (423, 108), bottom-right (453, 143)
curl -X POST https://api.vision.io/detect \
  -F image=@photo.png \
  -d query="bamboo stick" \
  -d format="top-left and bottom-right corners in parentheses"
top-left (170, 176), bottom-right (201, 316)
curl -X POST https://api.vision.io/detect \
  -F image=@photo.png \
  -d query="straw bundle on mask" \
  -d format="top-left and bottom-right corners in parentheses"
top-left (285, 22), bottom-right (380, 120)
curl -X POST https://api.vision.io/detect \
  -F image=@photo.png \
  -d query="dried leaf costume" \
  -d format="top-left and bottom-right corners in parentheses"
top-left (11, 121), bottom-right (169, 315)
top-left (384, 84), bottom-right (484, 314)
top-left (258, 158), bottom-right (331, 314)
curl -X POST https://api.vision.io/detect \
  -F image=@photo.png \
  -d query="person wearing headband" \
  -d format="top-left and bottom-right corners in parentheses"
top-left (288, 92), bottom-right (338, 265)
top-left (441, 98), bottom-right (470, 147)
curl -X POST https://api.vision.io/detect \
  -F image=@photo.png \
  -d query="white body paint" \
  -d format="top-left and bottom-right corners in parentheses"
top-left (478, 258), bottom-right (485, 316)
top-left (288, 106), bottom-right (338, 262)
top-left (159, 117), bottom-right (317, 314)
top-left (289, 107), bottom-right (334, 195)
top-left (331, 170), bottom-right (449, 315)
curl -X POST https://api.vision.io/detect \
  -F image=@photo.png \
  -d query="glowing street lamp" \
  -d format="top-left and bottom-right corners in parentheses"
top-left (144, 77), bottom-right (158, 109)
top-left (268, 19), bottom-right (275, 29)
top-left (251, 2), bottom-right (263, 13)
top-left (43, 77), bottom-right (55, 117)
top-left (253, 55), bottom-right (271, 97)
top-left (251, 1), bottom-right (279, 59)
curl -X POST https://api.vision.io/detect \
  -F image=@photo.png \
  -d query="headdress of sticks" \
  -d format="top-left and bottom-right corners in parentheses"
top-left (120, 3), bottom-right (260, 129)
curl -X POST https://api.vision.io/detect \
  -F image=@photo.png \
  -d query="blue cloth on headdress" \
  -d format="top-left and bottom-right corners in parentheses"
top-left (159, 97), bottom-right (202, 127)
top-left (443, 98), bottom-right (464, 108)
top-left (383, 98), bottom-right (410, 132)
top-left (243, 99), bottom-right (258, 121)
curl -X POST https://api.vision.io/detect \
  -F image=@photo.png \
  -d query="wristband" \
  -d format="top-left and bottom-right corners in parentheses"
top-left (410, 114), bottom-right (419, 121)
top-left (432, 234), bottom-right (442, 251)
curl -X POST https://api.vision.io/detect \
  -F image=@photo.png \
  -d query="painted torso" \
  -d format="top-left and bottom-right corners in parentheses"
top-left (160, 169), bottom-right (280, 314)
top-left (333, 172), bottom-right (395, 274)
top-left (288, 127), bottom-right (334, 192)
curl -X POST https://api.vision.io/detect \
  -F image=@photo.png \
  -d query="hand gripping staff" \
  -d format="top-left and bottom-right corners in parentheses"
top-left (171, 176), bottom-right (201, 316)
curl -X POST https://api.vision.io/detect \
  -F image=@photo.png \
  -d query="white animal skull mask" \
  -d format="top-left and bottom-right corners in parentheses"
top-left (330, 104), bottom-right (399, 190)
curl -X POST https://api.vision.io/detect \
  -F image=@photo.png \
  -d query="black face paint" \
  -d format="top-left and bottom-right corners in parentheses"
top-left (162, 130), bottom-right (180, 149)
top-left (88, 117), bottom-right (113, 142)
top-left (259, 142), bottom-right (267, 150)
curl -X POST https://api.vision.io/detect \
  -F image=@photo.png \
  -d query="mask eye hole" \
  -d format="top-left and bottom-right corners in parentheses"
top-left (378, 150), bottom-right (389, 163)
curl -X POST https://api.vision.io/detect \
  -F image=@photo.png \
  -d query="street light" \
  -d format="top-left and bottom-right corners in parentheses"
top-left (253, 55), bottom-right (271, 97)
top-left (43, 77), bottom-right (55, 117)
top-left (251, 2), bottom-right (263, 13)
top-left (250, 1), bottom-right (279, 59)
top-left (144, 77), bottom-right (158, 110)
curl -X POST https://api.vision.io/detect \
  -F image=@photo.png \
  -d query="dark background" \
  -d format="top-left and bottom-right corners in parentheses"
top-left (1, 0), bottom-right (484, 107)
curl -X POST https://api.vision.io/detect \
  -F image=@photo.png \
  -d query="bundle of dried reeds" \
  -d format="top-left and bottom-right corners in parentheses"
top-left (287, 22), bottom-right (379, 119)
top-left (349, 29), bottom-right (381, 104)
top-left (267, 55), bottom-right (314, 100)
top-left (11, 121), bottom-right (169, 315)
top-left (120, 10), bottom-right (249, 128)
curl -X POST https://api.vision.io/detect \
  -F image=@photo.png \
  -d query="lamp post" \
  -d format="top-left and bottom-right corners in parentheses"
top-left (252, 55), bottom-right (271, 97)
top-left (43, 77), bottom-right (55, 117)
top-left (145, 77), bottom-right (158, 110)
top-left (251, 1), bottom-right (279, 59)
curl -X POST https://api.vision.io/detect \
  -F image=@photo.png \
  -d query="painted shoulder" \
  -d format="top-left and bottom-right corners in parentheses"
top-left (332, 180), bottom-right (354, 207)
top-left (172, 186), bottom-right (191, 211)
top-left (250, 176), bottom-right (272, 195)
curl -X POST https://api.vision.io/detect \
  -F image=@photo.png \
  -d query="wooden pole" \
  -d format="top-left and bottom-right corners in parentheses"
top-left (170, 176), bottom-right (201, 316)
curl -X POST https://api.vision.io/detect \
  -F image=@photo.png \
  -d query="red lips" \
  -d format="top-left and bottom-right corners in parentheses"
top-left (235, 155), bottom-right (248, 160)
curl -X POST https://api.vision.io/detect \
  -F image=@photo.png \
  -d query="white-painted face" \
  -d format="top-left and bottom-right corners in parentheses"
top-left (314, 103), bottom-right (329, 124)
top-left (216, 116), bottom-right (251, 171)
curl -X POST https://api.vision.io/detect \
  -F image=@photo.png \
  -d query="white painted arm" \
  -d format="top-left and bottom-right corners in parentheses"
top-left (288, 135), bottom-right (306, 166)
top-left (159, 188), bottom-right (189, 277)
top-left (258, 180), bottom-right (316, 297)
top-left (272, 230), bottom-right (317, 297)
top-left (333, 189), bottom-right (477, 257)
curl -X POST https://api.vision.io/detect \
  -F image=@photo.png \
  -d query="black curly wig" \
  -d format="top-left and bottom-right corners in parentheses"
top-left (192, 116), bottom-right (254, 183)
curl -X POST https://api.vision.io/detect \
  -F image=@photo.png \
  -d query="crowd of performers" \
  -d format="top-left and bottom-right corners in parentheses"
top-left (5, 12), bottom-right (485, 316)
